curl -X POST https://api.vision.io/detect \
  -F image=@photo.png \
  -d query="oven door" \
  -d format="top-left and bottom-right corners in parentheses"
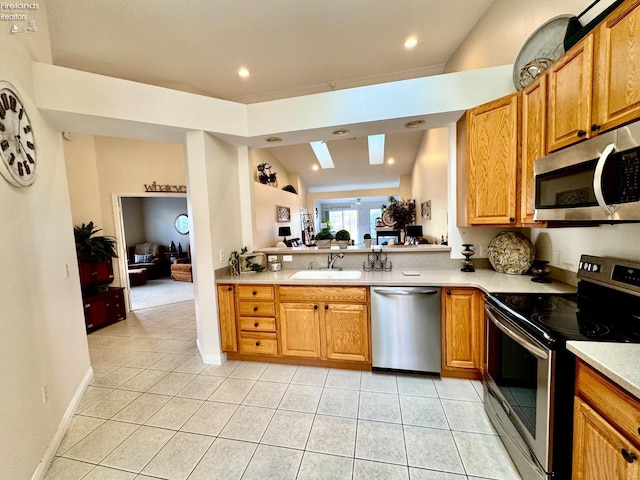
top-left (484, 302), bottom-right (554, 480)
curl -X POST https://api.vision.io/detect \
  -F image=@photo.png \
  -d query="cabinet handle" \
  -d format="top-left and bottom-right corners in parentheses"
top-left (253, 306), bottom-right (258, 312)
top-left (446, 290), bottom-right (451, 295)
top-left (227, 287), bottom-right (232, 291)
top-left (324, 305), bottom-right (329, 310)
top-left (591, 123), bottom-right (601, 132)
top-left (577, 129), bottom-right (587, 137)
top-left (254, 322), bottom-right (259, 327)
top-left (622, 449), bottom-right (638, 463)
top-left (252, 290), bottom-right (257, 296)
top-left (255, 341), bottom-right (261, 346)
top-left (509, 217), bottom-right (515, 222)
top-left (314, 305), bottom-right (318, 310)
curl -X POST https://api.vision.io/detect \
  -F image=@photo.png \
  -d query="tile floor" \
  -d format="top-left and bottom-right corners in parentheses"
top-left (45, 300), bottom-right (521, 480)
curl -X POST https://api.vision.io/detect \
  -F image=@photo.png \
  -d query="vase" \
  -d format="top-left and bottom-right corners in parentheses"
top-left (531, 260), bottom-right (552, 283)
top-left (337, 240), bottom-right (349, 249)
top-left (364, 239), bottom-right (371, 248)
top-left (487, 232), bottom-right (535, 274)
top-left (316, 239), bottom-right (331, 249)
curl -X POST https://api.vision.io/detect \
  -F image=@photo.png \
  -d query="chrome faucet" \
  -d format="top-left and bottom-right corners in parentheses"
top-left (327, 252), bottom-right (344, 269)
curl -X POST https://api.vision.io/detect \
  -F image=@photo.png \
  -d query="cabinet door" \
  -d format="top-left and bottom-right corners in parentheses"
top-left (279, 303), bottom-right (321, 358)
top-left (106, 288), bottom-right (126, 322)
top-left (324, 303), bottom-right (369, 362)
top-left (217, 285), bottom-right (237, 352)
top-left (84, 298), bottom-right (107, 333)
top-left (547, 35), bottom-right (594, 152)
top-left (572, 397), bottom-right (640, 480)
top-left (593, 0), bottom-right (640, 132)
top-left (465, 93), bottom-right (520, 226)
top-left (521, 76), bottom-right (547, 227)
top-left (442, 289), bottom-right (484, 379)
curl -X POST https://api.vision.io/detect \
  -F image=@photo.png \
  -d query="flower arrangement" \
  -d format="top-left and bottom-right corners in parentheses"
top-left (382, 197), bottom-right (416, 232)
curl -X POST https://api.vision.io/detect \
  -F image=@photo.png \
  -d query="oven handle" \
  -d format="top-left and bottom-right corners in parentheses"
top-left (485, 305), bottom-right (549, 360)
top-left (593, 142), bottom-right (615, 216)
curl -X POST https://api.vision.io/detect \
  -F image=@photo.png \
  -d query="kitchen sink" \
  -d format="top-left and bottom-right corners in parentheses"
top-left (289, 270), bottom-right (362, 280)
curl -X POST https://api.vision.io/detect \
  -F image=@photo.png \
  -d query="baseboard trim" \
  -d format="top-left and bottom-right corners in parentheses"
top-left (31, 366), bottom-right (94, 480)
top-left (197, 338), bottom-right (226, 365)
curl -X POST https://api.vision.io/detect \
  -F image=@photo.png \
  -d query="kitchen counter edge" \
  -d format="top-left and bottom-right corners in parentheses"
top-left (566, 341), bottom-right (640, 399)
top-left (215, 267), bottom-right (576, 295)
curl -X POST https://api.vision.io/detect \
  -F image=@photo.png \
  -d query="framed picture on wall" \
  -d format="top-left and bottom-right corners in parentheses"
top-left (277, 205), bottom-right (291, 222)
top-left (421, 200), bottom-right (431, 220)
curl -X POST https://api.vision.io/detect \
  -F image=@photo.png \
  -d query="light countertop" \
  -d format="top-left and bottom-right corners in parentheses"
top-left (566, 342), bottom-right (640, 399)
top-left (216, 267), bottom-right (576, 295)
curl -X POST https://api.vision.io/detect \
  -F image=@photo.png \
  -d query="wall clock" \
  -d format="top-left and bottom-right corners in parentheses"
top-left (0, 81), bottom-right (37, 187)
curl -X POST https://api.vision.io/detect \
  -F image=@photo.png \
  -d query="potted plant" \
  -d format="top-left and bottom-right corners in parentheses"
top-left (335, 229), bottom-right (351, 249)
top-left (315, 228), bottom-right (334, 249)
top-left (363, 233), bottom-right (372, 248)
top-left (74, 222), bottom-right (118, 262)
top-left (382, 196), bottom-right (416, 239)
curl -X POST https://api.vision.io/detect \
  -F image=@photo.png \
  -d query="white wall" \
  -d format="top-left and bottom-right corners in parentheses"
top-left (447, 0), bottom-right (640, 270)
top-left (143, 197), bottom-right (189, 252)
top-left (0, 3), bottom-right (92, 478)
top-left (411, 128), bottom-right (449, 243)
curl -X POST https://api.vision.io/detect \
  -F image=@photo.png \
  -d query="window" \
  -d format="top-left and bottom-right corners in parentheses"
top-left (328, 209), bottom-right (358, 240)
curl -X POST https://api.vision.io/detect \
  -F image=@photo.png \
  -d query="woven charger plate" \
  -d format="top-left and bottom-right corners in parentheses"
top-left (487, 232), bottom-right (535, 275)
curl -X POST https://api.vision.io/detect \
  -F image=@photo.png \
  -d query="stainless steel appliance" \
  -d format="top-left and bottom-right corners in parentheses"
top-left (371, 286), bottom-right (441, 374)
top-left (484, 254), bottom-right (640, 480)
top-left (534, 119), bottom-right (640, 222)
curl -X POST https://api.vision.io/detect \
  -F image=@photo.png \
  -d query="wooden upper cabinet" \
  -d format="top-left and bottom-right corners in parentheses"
top-left (547, 34), bottom-right (594, 152)
top-left (458, 92), bottom-right (520, 226)
top-left (217, 284), bottom-right (237, 352)
top-left (593, 0), bottom-right (640, 133)
top-left (521, 76), bottom-right (547, 226)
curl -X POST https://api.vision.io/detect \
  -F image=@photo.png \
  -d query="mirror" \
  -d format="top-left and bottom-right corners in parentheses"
top-left (174, 213), bottom-right (189, 234)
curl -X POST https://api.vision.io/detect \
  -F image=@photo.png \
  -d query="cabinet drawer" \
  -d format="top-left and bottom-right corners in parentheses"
top-left (237, 285), bottom-right (274, 301)
top-left (239, 317), bottom-right (276, 332)
top-left (575, 360), bottom-right (640, 445)
top-left (238, 301), bottom-right (276, 317)
top-left (239, 333), bottom-right (277, 355)
top-left (279, 286), bottom-right (368, 303)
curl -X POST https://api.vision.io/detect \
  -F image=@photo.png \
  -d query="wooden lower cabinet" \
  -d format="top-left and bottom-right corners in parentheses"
top-left (324, 303), bottom-right (369, 362)
top-left (441, 288), bottom-right (485, 379)
top-left (572, 360), bottom-right (640, 479)
top-left (279, 302), bottom-right (322, 358)
top-left (217, 284), bottom-right (237, 352)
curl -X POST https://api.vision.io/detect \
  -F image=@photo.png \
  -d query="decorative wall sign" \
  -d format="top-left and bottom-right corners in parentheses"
top-left (144, 181), bottom-right (186, 193)
top-left (277, 205), bottom-right (291, 222)
top-left (421, 200), bottom-right (431, 220)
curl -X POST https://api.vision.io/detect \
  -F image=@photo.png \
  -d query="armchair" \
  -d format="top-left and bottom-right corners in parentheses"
top-left (127, 242), bottom-right (163, 279)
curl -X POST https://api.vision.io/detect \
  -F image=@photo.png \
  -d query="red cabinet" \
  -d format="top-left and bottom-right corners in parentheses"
top-left (84, 287), bottom-right (126, 333)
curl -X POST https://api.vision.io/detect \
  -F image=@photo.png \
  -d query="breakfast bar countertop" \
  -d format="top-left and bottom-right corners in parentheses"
top-left (566, 341), bottom-right (640, 399)
top-left (215, 267), bottom-right (577, 296)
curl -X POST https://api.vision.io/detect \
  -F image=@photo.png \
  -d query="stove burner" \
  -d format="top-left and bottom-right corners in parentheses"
top-left (531, 313), bottom-right (610, 337)
top-left (502, 295), bottom-right (557, 313)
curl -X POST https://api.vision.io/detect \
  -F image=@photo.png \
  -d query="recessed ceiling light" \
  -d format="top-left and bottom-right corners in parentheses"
top-left (265, 136), bottom-right (282, 143)
top-left (404, 36), bottom-right (418, 49)
top-left (331, 129), bottom-right (350, 136)
top-left (387, 157), bottom-right (396, 165)
top-left (312, 164), bottom-right (319, 171)
top-left (404, 120), bottom-right (425, 128)
top-left (238, 67), bottom-right (250, 78)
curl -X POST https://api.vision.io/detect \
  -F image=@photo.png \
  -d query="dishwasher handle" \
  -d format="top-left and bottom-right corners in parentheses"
top-left (373, 288), bottom-right (439, 296)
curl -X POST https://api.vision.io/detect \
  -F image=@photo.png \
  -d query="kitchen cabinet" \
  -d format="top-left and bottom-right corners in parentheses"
top-left (217, 284), bottom-right (237, 352)
top-left (441, 288), bottom-right (484, 379)
top-left (236, 285), bottom-right (277, 356)
top-left (521, 75), bottom-right (547, 226)
top-left (279, 286), bottom-right (370, 364)
top-left (547, 0), bottom-right (640, 152)
top-left (572, 359), bottom-right (640, 479)
top-left (457, 92), bottom-right (521, 227)
top-left (593, 0), bottom-right (640, 135)
top-left (547, 34), bottom-right (594, 152)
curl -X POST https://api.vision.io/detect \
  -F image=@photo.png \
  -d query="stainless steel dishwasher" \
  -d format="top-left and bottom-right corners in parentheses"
top-left (371, 286), bottom-right (441, 374)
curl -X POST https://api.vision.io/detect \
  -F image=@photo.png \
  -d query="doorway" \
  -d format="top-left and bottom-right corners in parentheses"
top-left (115, 193), bottom-right (194, 311)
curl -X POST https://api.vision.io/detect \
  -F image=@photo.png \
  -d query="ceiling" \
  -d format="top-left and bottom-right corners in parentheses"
top-left (45, 0), bottom-right (495, 191)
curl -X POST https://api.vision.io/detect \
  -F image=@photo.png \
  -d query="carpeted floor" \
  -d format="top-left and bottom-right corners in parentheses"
top-left (130, 277), bottom-right (195, 310)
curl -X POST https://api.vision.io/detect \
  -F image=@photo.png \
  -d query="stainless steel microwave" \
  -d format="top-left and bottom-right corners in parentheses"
top-left (534, 120), bottom-right (640, 222)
